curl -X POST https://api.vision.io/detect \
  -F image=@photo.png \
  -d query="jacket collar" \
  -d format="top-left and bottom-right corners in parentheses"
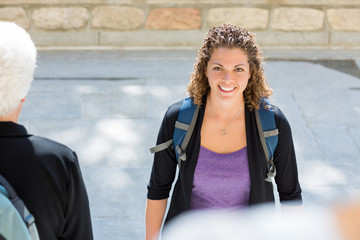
top-left (0, 122), bottom-right (32, 137)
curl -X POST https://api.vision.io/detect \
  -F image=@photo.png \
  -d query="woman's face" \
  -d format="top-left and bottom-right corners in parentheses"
top-left (206, 47), bottom-right (251, 103)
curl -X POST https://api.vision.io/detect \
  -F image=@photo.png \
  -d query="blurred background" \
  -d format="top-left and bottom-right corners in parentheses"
top-left (2, 0), bottom-right (360, 239)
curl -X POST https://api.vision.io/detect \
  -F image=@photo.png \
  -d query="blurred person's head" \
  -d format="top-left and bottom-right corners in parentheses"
top-left (187, 23), bottom-right (272, 110)
top-left (162, 205), bottom-right (344, 240)
top-left (0, 21), bottom-right (37, 118)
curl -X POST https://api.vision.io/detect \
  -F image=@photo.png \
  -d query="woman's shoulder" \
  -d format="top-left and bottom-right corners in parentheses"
top-left (164, 97), bottom-right (203, 122)
top-left (161, 99), bottom-right (188, 128)
top-left (257, 100), bottom-right (288, 125)
top-left (271, 104), bottom-right (292, 133)
top-left (157, 99), bottom-right (188, 139)
top-left (167, 99), bottom-right (184, 114)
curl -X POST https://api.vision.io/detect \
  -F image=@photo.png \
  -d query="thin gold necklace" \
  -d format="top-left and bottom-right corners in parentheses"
top-left (210, 104), bottom-right (244, 137)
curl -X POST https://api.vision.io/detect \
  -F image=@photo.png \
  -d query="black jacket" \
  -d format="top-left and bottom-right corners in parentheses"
top-left (147, 98), bottom-right (302, 223)
top-left (0, 122), bottom-right (93, 240)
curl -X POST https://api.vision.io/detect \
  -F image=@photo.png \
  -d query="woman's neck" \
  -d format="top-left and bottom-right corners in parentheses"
top-left (206, 94), bottom-right (245, 120)
top-left (206, 94), bottom-right (245, 122)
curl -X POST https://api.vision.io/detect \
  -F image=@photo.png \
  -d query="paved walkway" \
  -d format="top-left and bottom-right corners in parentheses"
top-left (19, 49), bottom-right (360, 239)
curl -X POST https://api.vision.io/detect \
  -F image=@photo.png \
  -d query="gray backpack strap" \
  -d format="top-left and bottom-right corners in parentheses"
top-left (149, 97), bottom-right (199, 167)
top-left (174, 121), bottom-right (189, 130)
top-left (148, 104), bottom-right (198, 156)
top-left (149, 139), bottom-right (173, 154)
top-left (255, 109), bottom-right (277, 182)
top-left (255, 109), bottom-right (270, 160)
top-left (263, 129), bottom-right (279, 138)
top-left (175, 104), bottom-right (200, 166)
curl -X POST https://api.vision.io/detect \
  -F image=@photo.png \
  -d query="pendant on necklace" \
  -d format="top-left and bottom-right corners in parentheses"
top-left (221, 129), bottom-right (227, 136)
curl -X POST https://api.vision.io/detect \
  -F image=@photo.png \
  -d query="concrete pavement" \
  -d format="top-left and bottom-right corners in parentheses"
top-left (18, 48), bottom-right (360, 239)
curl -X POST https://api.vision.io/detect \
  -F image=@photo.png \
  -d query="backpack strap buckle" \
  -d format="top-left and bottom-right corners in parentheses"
top-left (175, 145), bottom-right (187, 167)
top-left (265, 159), bottom-right (277, 182)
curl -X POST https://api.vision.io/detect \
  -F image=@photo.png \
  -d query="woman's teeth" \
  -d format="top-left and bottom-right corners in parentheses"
top-left (220, 86), bottom-right (235, 92)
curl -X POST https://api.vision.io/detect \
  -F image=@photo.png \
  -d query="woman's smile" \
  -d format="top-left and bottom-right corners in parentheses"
top-left (219, 85), bottom-right (236, 93)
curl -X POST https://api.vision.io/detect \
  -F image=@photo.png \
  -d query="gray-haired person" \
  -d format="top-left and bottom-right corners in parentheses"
top-left (0, 21), bottom-right (93, 240)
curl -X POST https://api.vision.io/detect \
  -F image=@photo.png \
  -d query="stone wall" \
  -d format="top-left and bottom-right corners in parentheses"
top-left (1, 0), bottom-right (360, 48)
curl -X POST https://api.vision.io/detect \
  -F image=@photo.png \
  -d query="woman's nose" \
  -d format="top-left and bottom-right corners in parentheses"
top-left (222, 72), bottom-right (231, 81)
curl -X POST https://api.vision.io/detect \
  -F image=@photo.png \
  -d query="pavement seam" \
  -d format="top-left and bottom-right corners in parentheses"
top-left (347, 127), bottom-right (360, 152)
top-left (291, 91), bottom-right (325, 162)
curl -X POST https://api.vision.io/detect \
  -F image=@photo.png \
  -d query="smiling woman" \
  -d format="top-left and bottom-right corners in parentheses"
top-left (145, 24), bottom-right (302, 240)
top-left (206, 48), bottom-right (250, 101)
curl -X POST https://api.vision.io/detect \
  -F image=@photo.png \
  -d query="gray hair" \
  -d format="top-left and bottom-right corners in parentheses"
top-left (0, 21), bottom-right (37, 116)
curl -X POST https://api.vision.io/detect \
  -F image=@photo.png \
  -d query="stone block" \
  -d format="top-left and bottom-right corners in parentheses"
top-left (0, 0), bottom-right (137, 3)
top-left (272, 7), bottom-right (324, 31)
top-left (24, 118), bottom-right (156, 167)
top-left (350, 128), bottom-right (360, 150)
top-left (32, 7), bottom-right (89, 30)
top-left (263, 49), bottom-right (360, 60)
top-left (324, 0), bottom-right (360, 4)
top-left (147, 0), bottom-right (246, 3)
top-left (311, 125), bottom-right (360, 162)
top-left (294, 89), bottom-right (360, 128)
top-left (100, 30), bottom-right (205, 47)
top-left (146, 8), bottom-right (201, 30)
top-left (34, 50), bottom-right (195, 80)
top-left (93, 217), bottom-right (144, 240)
top-left (82, 90), bottom-right (146, 119)
top-left (85, 167), bottom-right (149, 239)
top-left (256, 31), bottom-right (329, 47)
top-left (0, 7), bottom-right (30, 29)
top-left (206, 8), bottom-right (269, 29)
top-left (330, 32), bottom-right (360, 47)
top-left (92, 6), bottom-right (144, 31)
top-left (265, 88), bottom-right (322, 165)
top-left (327, 9), bottom-right (360, 31)
top-left (21, 95), bottom-right (82, 120)
top-left (250, 0), bottom-right (323, 4)
top-left (146, 78), bottom-right (190, 119)
top-left (30, 31), bottom-right (98, 46)
top-left (265, 60), bottom-right (360, 92)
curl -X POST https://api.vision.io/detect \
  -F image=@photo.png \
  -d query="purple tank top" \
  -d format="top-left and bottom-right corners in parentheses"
top-left (190, 146), bottom-right (250, 210)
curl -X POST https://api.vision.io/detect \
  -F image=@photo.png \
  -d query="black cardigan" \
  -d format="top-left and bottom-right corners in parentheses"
top-left (147, 98), bottom-right (302, 223)
top-left (0, 122), bottom-right (93, 240)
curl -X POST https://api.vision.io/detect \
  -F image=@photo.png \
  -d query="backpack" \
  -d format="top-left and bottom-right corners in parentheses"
top-left (150, 97), bottom-right (278, 182)
top-left (0, 174), bottom-right (40, 240)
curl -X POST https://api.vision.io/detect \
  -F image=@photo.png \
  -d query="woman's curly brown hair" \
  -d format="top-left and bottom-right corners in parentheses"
top-left (187, 24), bottom-right (273, 111)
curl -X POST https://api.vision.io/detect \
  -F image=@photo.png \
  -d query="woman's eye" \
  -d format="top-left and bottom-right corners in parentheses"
top-left (213, 67), bottom-right (222, 71)
top-left (235, 68), bottom-right (244, 72)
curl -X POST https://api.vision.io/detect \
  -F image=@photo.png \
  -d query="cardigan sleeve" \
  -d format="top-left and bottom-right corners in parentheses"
top-left (273, 107), bottom-right (302, 205)
top-left (62, 151), bottom-right (93, 240)
top-left (147, 101), bottom-right (182, 200)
